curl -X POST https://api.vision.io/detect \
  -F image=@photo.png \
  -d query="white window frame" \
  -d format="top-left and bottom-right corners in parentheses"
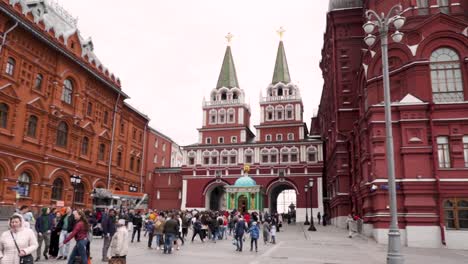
top-left (218, 137), bottom-right (224, 144)
top-left (287, 133), bottom-right (294, 141)
top-left (276, 134), bottom-right (283, 141)
top-left (206, 137), bottom-right (212, 144)
top-left (231, 136), bottom-right (237, 143)
top-left (437, 136), bottom-right (451, 168)
top-left (209, 110), bottom-right (217, 124)
top-left (266, 134), bottom-right (272, 142)
top-left (227, 108), bottom-right (235, 123)
top-left (266, 106), bottom-right (274, 121)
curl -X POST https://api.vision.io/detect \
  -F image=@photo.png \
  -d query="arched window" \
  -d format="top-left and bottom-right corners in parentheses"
top-left (26, 115), bottom-right (38, 138)
top-left (233, 92), bottom-right (239, 100)
top-left (430, 48), bottom-right (464, 103)
top-left (98, 143), bottom-right (105, 161)
top-left (229, 150), bottom-right (237, 164)
top-left (277, 87), bottom-right (283, 96)
top-left (245, 149), bottom-right (253, 164)
top-left (221, 150), bottom-right (229, 165)
top-left (288, 86), bottom-right (295, 95)
top-left (34, 74), bottom-right (43, 90)
top-left (290, 147), bottom-right (299, 162)
top-left (276, 105), bottom-right (284, 120)
top-left (265, 134), bottom-right (272, 142)
top-left (227, 108), bottom-right (235, 123)
top-left (5, 57), bottom-right (15, 76)
top-left (81, 137), bottom-right (89, 155)
top-left (270, 149), bottom-right (278, 163)
top-left (188, 151), bottom-right (196, 165)
top-left (51, 178), bottom-right (64, 200)
top-left (266, 106), bottom-right (274, 121)
top-left (130, 156), bottom-right (135, 171)
top-left (74, 182), bottom-right (85, 204)
top-left (221, 92), bottom-right (227, 100)
top-left (218, 109), bottom-right (226, 124)
top-left (61, 79), bottom-right (73, 104)
top-left (307, 146), bottom-right (318, 162)
top-left (286, 105), bottom-right (294, 120)
top-left (261, 149), bottom-right (269, 163)
top-left (137, 158), bottom-right (141, 172)
top-left (203, 151), bottom-right (210, 165)
top-left (18, 172), bottom-right (31, 197)
top-left (211, 150), bottom-right (219, 165)
top-left (56, 122), bottom-right (68, 147)
top-left (281, 148), bottom-right (289, 163)
top-left (0, 103), bottom-right (8, 128)
top-left (117, 151), bottom-right (122, 166)
top-left (209, 110), bottom-right (217, 124)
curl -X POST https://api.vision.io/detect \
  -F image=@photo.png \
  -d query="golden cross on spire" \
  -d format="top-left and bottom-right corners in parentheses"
top-left (277, 26), bottom-right (286, 40)
top-left (225, 32), bottom-right (234, 45)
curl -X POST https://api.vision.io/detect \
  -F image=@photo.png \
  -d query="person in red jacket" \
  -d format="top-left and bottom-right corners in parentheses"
top-left (60, 210), bottom-right (89, 264)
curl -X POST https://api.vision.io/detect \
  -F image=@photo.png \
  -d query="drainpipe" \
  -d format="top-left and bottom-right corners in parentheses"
top-left (428, 102), bottom-right (446, 245)
top-left (107, 93), bottom-right (121, 189)
top-left (139, 124), bottom-right (147, 192)
top-left (0, 22), bottom-right (18, 55)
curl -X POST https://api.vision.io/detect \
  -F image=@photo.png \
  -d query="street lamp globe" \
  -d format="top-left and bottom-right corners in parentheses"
top-left (364, 34), bottom-right (376, 47)
top-left (308, 178), bottom-right (314, 188)
top-left (76, 177), bottom-right (81, 184)
top-left (393, 15), bottom-right (406, 30)
top-left (363, 21), bottom-right (375, 34)
top-left (304, 185), bottom-right (308, 193)
top-left (391, 31), bottom-right (404, 43)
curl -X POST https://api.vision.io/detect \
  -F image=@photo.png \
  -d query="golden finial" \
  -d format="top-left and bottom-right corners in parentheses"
top-left (225, 32), bottom-right (234, 46)
top-left (243, 164), bottom-right (250, 173)
top-left (277, 26), bottom-right (286, 40)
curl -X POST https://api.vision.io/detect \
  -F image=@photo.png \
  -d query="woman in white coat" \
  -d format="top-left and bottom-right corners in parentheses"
top-left (110, 219), bottom-right (129, 263)
top-left (0, 213), bottom-right (38, 264)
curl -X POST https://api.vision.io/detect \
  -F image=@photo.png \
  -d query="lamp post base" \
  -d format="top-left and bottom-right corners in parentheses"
top-left (308, 224), bottom-right (317, 231)
top-left (304, 220), bottom-right (310, 225)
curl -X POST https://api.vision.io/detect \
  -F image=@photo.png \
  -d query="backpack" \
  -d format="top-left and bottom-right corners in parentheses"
top-left (155, 219), bottom-right (162, 229)
top-left (217, 218), bottom-right (223, 226)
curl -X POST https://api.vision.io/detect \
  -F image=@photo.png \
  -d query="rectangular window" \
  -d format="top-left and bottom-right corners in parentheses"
top-left (276, 134), bottom-right (283, 141)
top-left (231, 136), bottom-right (237, 143)
top-left (288, 133), bottom-right (294, 141)
top-left (87, 103), bottom-right (93, 116)
top-left (245, 155), bottom-right (253, 164)
top-left (204, 157), bottom-right (210, 165)
top-left (189, 157), bottom-right (195, 165)
top-left (416, 0), bottom-right (429, 15)
top-left (262, 155), bottom-right (268, 163)
top-left (211, 157), bottom-right (217, 165)
top-left (464, 136), bottom-right (468, 167)
top-left (222, 156), bottom-right (228, 165)
top-left (132, 128), bottom-right (137, 140)
top-left (228, 114), bottom-right (234, 123)
top-left (282, 154), bottom-right (289, 163)
top-left (290, 153), bottom-right (298, 162)
top-left (437, 136), bottom-right (450, 168)
top-left (266, 135), bottom-right (272, 142)
top-left (438, 0), bottom-right (449, 14)
top-left (444, 198), bottom-right (468, 230)
top-left (230, 156), bottom-right (236, 164)
top-left (270, 154), bottom-right (277, 163)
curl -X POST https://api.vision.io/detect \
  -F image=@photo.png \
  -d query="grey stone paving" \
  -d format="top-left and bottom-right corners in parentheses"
top-left (1, 221), bottom-right (467, 263)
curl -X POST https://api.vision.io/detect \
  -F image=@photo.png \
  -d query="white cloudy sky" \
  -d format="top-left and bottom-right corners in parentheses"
top-left (59, 0), bottom-right (329, 146)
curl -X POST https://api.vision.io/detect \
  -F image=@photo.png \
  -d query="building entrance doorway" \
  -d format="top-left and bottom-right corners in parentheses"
top-left (238, 195), bottom-right (248, 213)
top-left (207, 185), bottom-right (225, 211)
top-left (269, 183), bottom-right (297, 214)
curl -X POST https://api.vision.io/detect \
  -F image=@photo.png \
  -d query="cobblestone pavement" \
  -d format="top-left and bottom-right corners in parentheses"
top-left (1, 221), bottom-right (467, 264)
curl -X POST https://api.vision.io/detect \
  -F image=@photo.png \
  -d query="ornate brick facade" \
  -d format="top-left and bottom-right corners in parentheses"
top-left (319, 0), bottom-right (467, 249)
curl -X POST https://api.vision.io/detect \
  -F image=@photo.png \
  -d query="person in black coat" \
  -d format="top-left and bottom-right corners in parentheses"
top-left (48, 209), bottom-right (60, 258)
top-left (131, 211), bottom-right (143, 243)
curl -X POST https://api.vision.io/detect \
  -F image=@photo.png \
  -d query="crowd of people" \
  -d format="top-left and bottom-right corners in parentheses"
top-left (0, 205), bottom-right (285, 264)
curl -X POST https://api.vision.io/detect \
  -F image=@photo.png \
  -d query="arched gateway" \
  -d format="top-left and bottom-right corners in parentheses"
top-left (267, 179), bottom-right (298, 214)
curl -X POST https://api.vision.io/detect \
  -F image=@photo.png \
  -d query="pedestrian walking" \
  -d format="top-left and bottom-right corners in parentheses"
top-left (346, 214), bottom-right (356, 238)
top-left (35, 207), bottom-right (53, 261)
top-left (109, 219), bottom-right (129, 264)
top-left (131, 211), bottom-right (142, 243)
top-left (234, 216), bottom-right (247, 252)
top-left (162, 214), bottom-right (178, 254)
top-left (191, 216), bottom-right (204, 243)
top-left (248, 222), bottom-right (259, 252)
top-left (317, 212), bottom-right (321, 225)
top-left (60, 210), bottom-right (90, 264)
top-left (48, 210), bottom-right (61, 258)
top-left (270, 222), bottom-right (277, 244)
top-left (101, 209), bottom-right (117, 262)
top-left (262, 221), bottom-right (270, 245)
top-left (145, 216), bottom-right (155, 249)
top-left (0, 213), bottom-right (38, 264)
top-left (153, 213), bottom-right (166, 250)
top-left (57, 207), bottom-right (73, 260)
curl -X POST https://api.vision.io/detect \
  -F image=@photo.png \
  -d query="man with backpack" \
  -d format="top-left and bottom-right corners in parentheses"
top-left (191, 216), bottom-right (204, 243)
top-left (234, 216), bottom-right (247, 252)
top-left (153, 213), bottom-right (165, 250)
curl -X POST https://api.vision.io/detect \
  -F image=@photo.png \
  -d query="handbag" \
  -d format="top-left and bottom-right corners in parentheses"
top-left (10, 231), bottom-right (34, 264)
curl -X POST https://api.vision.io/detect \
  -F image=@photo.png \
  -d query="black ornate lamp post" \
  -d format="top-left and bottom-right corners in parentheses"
top-left (304, 185), bottom-right (310, 225)
top-left (70, 174), bottom-right (82, 209)
top-left (308, 178), bottom-right (316, 231)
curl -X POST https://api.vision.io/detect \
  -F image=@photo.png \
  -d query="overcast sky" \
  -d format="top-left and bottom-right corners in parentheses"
top-left (59, 0), bottom-right (329, 146)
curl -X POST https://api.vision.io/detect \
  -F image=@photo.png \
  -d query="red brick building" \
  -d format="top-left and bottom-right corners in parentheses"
top-left (181, 39), bottom-right (324, 220)
top-left (0, 0), bottom-right (149, 211)
top-left (145, 128), bottom-right (182, 210)
top-left (319, 0), bottom-right (467, 249)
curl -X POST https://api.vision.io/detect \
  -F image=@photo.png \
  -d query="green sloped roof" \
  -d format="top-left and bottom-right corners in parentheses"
top-left (272, 41), bottom-right (291, 85)
top-left (216, 46), bottom-right (239, 89)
